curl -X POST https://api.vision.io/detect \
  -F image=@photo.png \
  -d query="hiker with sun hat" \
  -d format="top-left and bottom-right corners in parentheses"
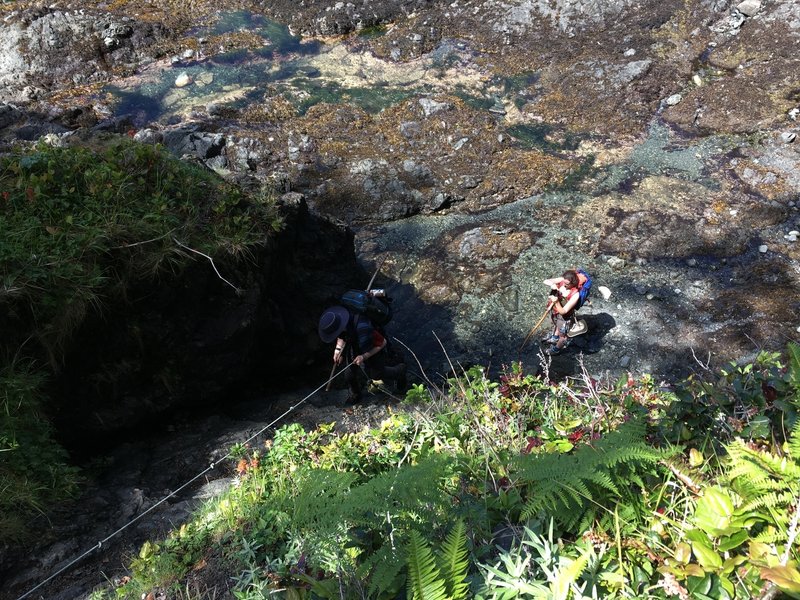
top-left (318, 305), bottom-right (407, 404)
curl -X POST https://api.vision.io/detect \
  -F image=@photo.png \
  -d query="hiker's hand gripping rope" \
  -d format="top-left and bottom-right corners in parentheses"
top-left (354, 337), bottom-right (386, 366)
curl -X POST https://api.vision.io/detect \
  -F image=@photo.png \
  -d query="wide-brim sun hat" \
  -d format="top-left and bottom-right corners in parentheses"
top-left (318, 305), bottom-right (351, 343)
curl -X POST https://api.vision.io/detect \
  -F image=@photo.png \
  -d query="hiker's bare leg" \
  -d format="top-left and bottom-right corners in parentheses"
top-left (555, 316), bottom-right (569, 348)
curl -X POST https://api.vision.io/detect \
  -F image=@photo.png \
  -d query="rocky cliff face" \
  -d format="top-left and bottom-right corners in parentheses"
top-left (1, 2), bottom-right (800, 597)
top-left (1, 0), bottom-right (798, 383)
top-left (45, 194), bottom-right (361, 446)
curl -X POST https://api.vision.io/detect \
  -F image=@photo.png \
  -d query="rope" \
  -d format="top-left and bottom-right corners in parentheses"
top-left (14, 362), bottom-right (354, 600)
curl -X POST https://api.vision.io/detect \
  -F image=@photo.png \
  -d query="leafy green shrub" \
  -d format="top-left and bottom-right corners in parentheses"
top-left (659, 418), bottom-right (800, 599)
top-left (94, 345), bottom-right (800, 600)
top-left (665, 343), bottom-right (800, 449)
top-left (0, 136), bottom-right (282, 543)
top-left (0, 137), bottom-right (281, 362)
top-left (0, 362), bottom-right (79, 540)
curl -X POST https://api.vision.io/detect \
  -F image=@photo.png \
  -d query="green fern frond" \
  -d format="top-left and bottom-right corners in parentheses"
top-left (438, 520), bottom-right (470, 600)
top-left (515, 420), bottom-right (670, 527)
top-left (406, 530), bottom-right (448, 600)
top-left (289, 469), bottom-right (359, 526)
top-left (788, 418), bottom-right (800, 463)
top-left (723, 429), bottom-right (800, 554)
top-left (363, 545), bottom-right (406, 599)
top-left (552, 551), bottom-right (591, 600)
top-left (727, 440), bottom-right (800, 495)
top-left (753, 528), bottom-right (784, 544)
top-left (741, 492), bottom-right (796, 514)
top-left (584, 471), bottom-right (620, 496)
top-left (786, 341), bottom-right (800, 391)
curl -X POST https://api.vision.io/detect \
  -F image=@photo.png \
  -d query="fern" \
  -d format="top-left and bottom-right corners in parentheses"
top-left (406, 530), bottom-right (448, 600)
top-left (725, 423), bottom-right (800, 554)
top-left (552, 550), bottom-right (590, 600)
top-left (363, 545), bottom-right (407, 598)
top-left (514, 420), bottom-right (672, 531)
top-left (281, 456), bottom-right (458, 597)
top-left (787, 341), bottom-right (800, 394)
top-left (788, 417), bottom-right (800, 468)
top-left (437, 520), bottom-right (470, 600)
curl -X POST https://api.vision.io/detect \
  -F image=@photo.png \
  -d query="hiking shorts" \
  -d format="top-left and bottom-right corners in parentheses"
top-left (553, 314), bottom-right (571, 336)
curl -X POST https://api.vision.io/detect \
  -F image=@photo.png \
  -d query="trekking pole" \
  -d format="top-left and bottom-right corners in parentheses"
top-left (326, 341), bottom-right (346, 391)
top-left (365, 256), bottom-right (387, 292)
top-left (519, 300), bottom-right (555, 352)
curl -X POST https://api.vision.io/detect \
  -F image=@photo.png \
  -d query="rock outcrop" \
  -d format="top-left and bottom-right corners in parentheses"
top-left (46, 194), bottom-right (361, 445)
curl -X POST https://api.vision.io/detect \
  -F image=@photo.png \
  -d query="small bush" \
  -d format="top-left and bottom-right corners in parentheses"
top-left (0, 362), bottom-right (79, 541)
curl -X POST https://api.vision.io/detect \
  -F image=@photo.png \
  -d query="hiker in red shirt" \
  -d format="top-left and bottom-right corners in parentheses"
top-left (319, 306), bottom-right (407, 404)
top-left (542, 270), bottom-right (582, 355)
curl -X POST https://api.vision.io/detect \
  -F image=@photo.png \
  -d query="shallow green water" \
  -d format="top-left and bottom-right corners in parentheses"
top-left (103, 12), bottom-right (517, 125)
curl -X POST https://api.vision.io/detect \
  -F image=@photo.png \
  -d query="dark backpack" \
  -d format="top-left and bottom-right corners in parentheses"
top-left (340, 289), bottom-right (392, 327)
top-left (575, 268), bottom-right (592, 309)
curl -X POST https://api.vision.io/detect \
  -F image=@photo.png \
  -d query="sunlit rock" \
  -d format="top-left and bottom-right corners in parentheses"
top-left (175, 72), bottom-right (192, 87)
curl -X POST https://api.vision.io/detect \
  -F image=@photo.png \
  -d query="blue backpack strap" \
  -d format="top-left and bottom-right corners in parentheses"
top-left (576, 268), bottom-right (592, 308)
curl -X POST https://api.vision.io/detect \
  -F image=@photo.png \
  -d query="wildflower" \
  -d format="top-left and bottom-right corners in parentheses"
top-left (567, 429), bottom-right (585, 442)
top-left (236, 458), bottom-right (248, 475)
top-left (523, 436), bottom-right (543, 454)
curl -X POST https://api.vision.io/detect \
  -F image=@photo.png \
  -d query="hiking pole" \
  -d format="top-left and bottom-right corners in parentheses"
top-left (519, 300), bottom-right (555, 352)
top-left (326, 341), bottom-right (346, 391)
top-left (365, 256), bottom-right (387, 292)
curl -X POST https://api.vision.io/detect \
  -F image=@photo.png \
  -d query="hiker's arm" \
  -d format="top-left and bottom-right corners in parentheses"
top-left (354, 338), bottom-right (386, 366)
top-left (333, 338), bottom-right (346, 364)
top-left (543, 277), bottom-right (564, 289)
top-left (553, 293), bottom-right (580, 315)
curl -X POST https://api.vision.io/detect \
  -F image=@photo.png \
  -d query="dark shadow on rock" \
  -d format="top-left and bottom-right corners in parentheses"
top-left (45, 195), bottom-right (362, 457)
top-left (512, 312), bottom-right (617, 380)
top-left (570, 312), bottom-right (617, 354)
top-left (310, 267), bottom-right (458, 395)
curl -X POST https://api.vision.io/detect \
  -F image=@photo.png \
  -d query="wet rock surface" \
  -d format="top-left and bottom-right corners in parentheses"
top-left (1, 0), bottom-right (800, 596)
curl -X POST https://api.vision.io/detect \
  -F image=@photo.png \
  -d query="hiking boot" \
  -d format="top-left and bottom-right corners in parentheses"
top-left (546, 345), bottom-right (562, 356)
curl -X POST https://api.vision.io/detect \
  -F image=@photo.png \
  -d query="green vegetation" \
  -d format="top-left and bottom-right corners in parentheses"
top-left (95, 344), bottom-right (800, 599)
top-left (357, 24), bottom-right (389, 39)
top-left (0, 136), bottom-right (282, 540)
top-left (0, 362), bottom-right (79, 540)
